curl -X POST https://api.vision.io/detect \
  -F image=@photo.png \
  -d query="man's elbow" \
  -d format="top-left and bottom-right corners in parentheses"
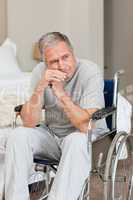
top-left (78, 121), bottom-right (89, 133)
top-left (22, 116), bottom-right (38, 128)
top-left (23, 121), bottom-right (37, 128)
top-left (78, 120), bottom-right (96, 133)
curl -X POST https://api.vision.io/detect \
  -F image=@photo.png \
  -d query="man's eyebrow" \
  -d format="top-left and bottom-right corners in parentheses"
top-left (62, 54), bottom-right (69, 58)
top-left (49, 59), bottom-right (59, 64)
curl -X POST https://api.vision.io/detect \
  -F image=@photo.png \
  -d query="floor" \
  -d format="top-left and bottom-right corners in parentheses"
top-left (90, 158), bottom-right (133, 199)
top-left (30, 157), bottom-right (133, 200)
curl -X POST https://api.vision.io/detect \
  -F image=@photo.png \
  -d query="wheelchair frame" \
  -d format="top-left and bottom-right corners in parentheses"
top-left (13, 71), bottom-right (133, 200)
top-left (78, 71), bottom-right (133, 200)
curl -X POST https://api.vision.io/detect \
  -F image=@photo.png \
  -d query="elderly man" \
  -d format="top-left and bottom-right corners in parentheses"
top-left (1, 32), bottom-right (107, 200)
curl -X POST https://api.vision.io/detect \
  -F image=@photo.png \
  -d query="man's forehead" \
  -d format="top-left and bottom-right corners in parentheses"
top-left (45, 41), bottom-right (71, 52)
top-left (44, 42), bottom-right (72, 59)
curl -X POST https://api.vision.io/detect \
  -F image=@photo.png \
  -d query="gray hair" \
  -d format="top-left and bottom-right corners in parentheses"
top-left (38, 32), bottom-right (73, 59)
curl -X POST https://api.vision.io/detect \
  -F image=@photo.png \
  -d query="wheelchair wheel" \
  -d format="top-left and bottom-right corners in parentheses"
top-left (29, 165), bottom-right (54, 200)
top-left (111, 134), bottom-right (133, 200)
top-left (77, 176), bottom-right (90, 200)
top-left (103, 131), bottom-right (133, 200)
top-left (29, 180), bottom-right (47, 200)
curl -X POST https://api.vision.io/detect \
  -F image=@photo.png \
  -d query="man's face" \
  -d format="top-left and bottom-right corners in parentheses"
top-left (44, 41), bottom-right (76, 81)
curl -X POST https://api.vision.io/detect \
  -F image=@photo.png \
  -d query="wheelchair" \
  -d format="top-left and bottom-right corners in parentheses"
top-left (14, 71), bottom-right (133, 200)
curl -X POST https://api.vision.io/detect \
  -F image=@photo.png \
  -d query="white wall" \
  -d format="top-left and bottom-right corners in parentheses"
top-left (7, 0), bottom-right (104, 72)
top-left (0, 0), bottom-right (7, 44)
top-left (104, 0), bottom-right (133, 104)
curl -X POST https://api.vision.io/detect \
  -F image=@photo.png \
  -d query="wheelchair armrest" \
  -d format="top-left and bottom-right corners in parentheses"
top-left (91, 106), bottom-right (116, 121)
top-left (14, 104), bottom-right (45, 113)
top-left (14, 104), bottom-right (23, 113)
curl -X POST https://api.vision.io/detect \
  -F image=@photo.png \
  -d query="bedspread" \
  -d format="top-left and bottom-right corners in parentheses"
top-left (0, 73), bottom-right (31, 127)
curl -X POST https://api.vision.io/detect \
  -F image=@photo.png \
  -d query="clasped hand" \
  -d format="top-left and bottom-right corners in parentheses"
top-left (42, 69), bottom-right (67, 99)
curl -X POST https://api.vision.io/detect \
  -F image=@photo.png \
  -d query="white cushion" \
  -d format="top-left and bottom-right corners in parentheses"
top-left (2, 38), bottom-right (17, 56)
top-left (0, 39), bottom-right (21, 75)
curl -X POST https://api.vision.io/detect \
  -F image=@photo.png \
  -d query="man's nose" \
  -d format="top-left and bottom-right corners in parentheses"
top-left (58, 59), bottom-right (65, 70)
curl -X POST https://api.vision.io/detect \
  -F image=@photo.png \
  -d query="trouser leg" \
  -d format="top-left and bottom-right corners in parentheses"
top-left (48, 132), bottom-right (91, 200)
top-left (0, 128), bottom-right (11, 200)
top-left (4, 126), bottom-right (61, 200)
top-left (0, 153), bottom-right (5, 200)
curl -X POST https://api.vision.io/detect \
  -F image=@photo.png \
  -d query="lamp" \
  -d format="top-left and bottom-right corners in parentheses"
top-left (33, 42), bottom-right (41, 61)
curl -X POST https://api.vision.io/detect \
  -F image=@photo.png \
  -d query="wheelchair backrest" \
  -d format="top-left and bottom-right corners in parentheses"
top-left (104, 73), bottom-right (119, 130)
top-left (92, 74), bottom-right (120, 170)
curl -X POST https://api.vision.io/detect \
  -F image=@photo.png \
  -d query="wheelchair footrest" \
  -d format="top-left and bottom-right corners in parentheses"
top-left (34, 157), bottom-right (59, 166)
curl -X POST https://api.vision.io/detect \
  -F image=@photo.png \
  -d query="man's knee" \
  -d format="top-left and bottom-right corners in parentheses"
top-left (62, 132), bottom-right (88, 151)
top-left (6, 127), bottom-right (31, 147)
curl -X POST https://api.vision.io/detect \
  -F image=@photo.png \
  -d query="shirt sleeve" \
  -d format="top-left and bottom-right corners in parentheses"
top-left (80, 71), bottom-right (105, 109)
top-left (29, 62), bottom-right (45, 97)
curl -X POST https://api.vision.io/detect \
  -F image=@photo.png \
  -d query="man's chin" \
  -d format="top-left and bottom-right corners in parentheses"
top-left (65, 74), bottom-right (73, 82)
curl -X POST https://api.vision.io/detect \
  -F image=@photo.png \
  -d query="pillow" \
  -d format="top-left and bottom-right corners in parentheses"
top-left (2, 38), bottom-right (17, 56)
top-left (0, 39), bottom-right (21, 75)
